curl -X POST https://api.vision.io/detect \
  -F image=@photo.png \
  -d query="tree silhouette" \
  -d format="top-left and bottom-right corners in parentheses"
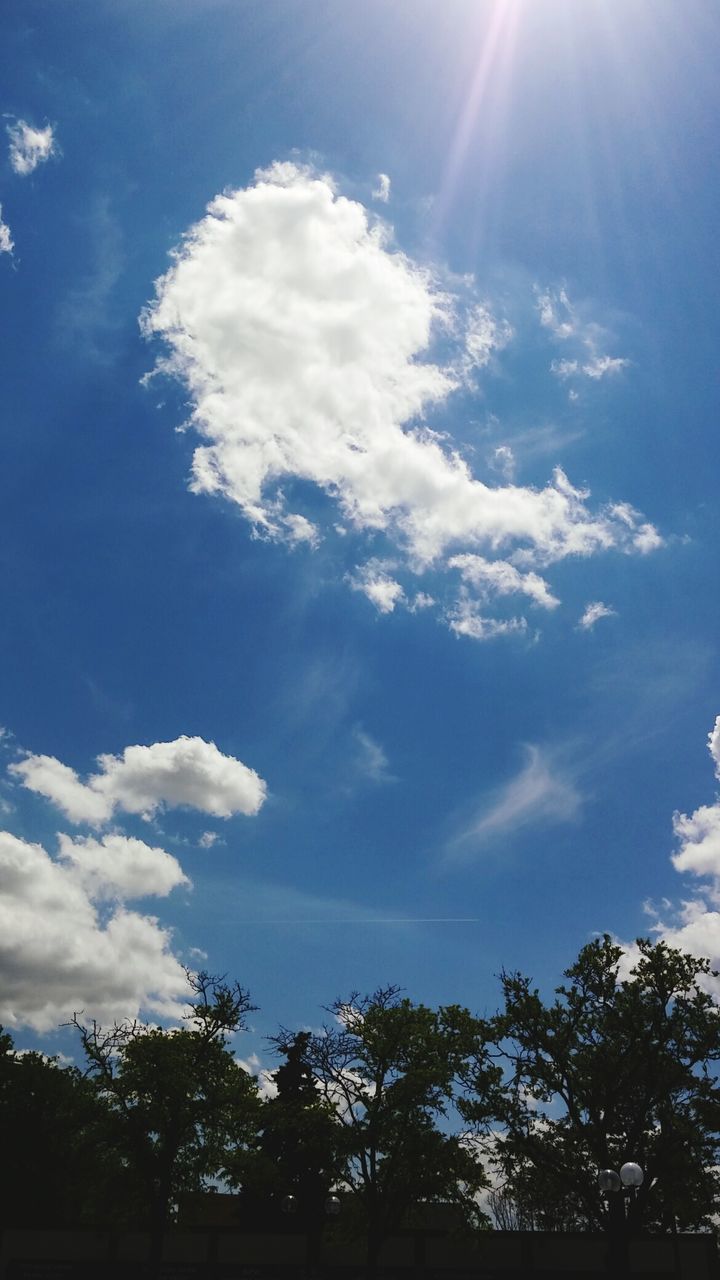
top-left (468, 935), bottom-right (720, 1233)
top-left (70, 970), bottom-right (260, 1236)
top-left (290, 986), bottom-right (498, 1274)
top-left (0, 1027), bottom-right (121, 1228)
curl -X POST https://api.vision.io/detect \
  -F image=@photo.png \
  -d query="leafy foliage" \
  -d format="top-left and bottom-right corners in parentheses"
top-left (70, 970), bottom-right (260, 1228)
top-left (289, 986), bottom-right (498, 1267)
top-left (471, 935), bottom-right (720, 1232)
top-left (7, 937), bottom-right (720, 1242)
top-left (0, 1029), bottom-right (118, 1228)
top-left (226, 1030), bottom-right (343, 1212)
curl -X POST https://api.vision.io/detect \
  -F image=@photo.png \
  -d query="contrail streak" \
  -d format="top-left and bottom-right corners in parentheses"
top-left (237, 918), bottom-right (482, 925)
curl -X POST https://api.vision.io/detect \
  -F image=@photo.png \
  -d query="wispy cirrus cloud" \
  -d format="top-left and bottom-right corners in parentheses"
top-left (536, 284), bottom-right (629, 385)
top-left (141, 163), bottom-right (661, 642)
top-left (353, 728), bottom-right (395, 785)
top-left (447, 744), bottom-right (583, 859)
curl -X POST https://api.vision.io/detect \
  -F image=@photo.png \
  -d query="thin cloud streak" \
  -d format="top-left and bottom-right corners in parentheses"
top-left (233, 917), bottom-right (482, 926)
top-left (447, 743), bottom-right (583, 861)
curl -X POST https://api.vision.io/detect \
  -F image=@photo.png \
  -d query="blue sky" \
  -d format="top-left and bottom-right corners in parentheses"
top-left (1, 0), bottom-right (719, 1065)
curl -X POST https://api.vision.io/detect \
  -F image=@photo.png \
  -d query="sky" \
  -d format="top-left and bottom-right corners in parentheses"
top-left (1, 0), bottom-right (719, 1068)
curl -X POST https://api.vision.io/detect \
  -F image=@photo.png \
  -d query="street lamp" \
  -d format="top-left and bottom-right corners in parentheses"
top-left (281, 1190), bottom-right (342, 1276)
top-left (598, 1161), bottom-right (644, 1200)
top-left (598, 1162), bottom-right (644, 1274)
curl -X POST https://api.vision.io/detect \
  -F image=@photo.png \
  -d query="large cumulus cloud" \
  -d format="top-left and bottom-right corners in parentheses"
top-left (10, 734), bottom-right (267, 826)
top-left (0, 830), bottom-right (191, 1032)
top-left (141, 162), bottom-right (660, 640)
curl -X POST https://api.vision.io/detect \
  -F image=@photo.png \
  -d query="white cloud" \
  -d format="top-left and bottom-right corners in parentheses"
top-left (551, 355), bottom-right (629, 382)
top-left (536, 286), bottom-right (577, 340)
top-left (550, 359), bottom-right (579, 379)
top-left (449, 745), bottom-right (582, 854)
top-left (672, 805), bottom-right (720, 880)
top-left (348, 561), bottom-right (406, 614)
top-left (0, 206), bottom-right (13, 255)
top-left (462, 304), bottom-right (513, 374)
top-left (626, 717), bottom-right (720, 985)
top-left (237, 1052), bottom-right (278, 1099)
top-left (711, 718), bottom-right (720, 769)
top-left (57, 832), bottom-right (191, 900)
top-left (10, 734), bottom-right (267, 826)
top-left (0, 830), bottom-right (190, 1032)
top-left (372, 172), bottom-right (391, 203)
top-left (449, 553), bottom-right (559, 610)
top-left (670, 717), bottom-right (720, 883)
top-left (446, 592), bottom-right (527, 643)
top-left (582, 354), bottom-right (629, 380)
top-left (538, 285), bottom-right (629, 384)
top-left (578, 601), bottom-right (617, 631)
top-left (354, 728), bottom-right (394, 784)
top-left (7, 120), bottom-right (56, 176)
top-left (408, 590), bottom-right (435, 612)
top-left (141, 164), bottom-right (660, 635)
top-left (198, 830), bottom-right (221, 849)
top-left (490, 444), bottom-right (515, 481)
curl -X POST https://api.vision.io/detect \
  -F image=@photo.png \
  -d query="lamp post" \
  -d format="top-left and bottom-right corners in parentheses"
top-left (598, 1162), bottom-right (644, 1275)
top-left (281, 1191), bottom-right (342, 1276)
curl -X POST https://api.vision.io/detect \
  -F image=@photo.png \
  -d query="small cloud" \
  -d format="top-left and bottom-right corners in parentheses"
top-left (535, 285), bottom-right (577, 340)
top-left (633, 523), bottom-right (664, 554)
top-left (550, 358), bottom-right (579, 380)
top-left (539, 285), bottom-right (629, 385)
top-left (198, 830), bottom-right (223, 849)
top-left (490, 444), bottom-right (515, 482)
top-left (0, 206), bottom-right (13, 255)
top-left (582, 354), bottom-right (629, 380)
top-left (348, 561), bottom-right (405, 614)
top-left (446, 592), bottom-right (527, 643)
top-left (449, 553), bottom-right (560, 610)
top-left (7, 119), bottom-right (57, 176)
top-left (448, 744), bottom-right (583, 857)
top-left (282, 512), bottom-right (320, 546)
top-left (188, 946), bottom-right (208, 961)
top-left (577, 601), bottom-right (617, 631)
top-left (408, 591), bottom-right (435, 612)
top-left (372, 172), bottom-right (391, 203)
top-left (354, 728), bottom-right (395, 785)
top-left (461, 304), bottom-right (513, 375)
top-left (552, 355), bottom-right (629, 382)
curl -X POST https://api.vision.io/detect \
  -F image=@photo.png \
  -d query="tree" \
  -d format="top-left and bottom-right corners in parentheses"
top-left (472, 935), bottom-right (720, 1234)
top-left (0, 1027), bottom-right (121, 1228)
top-left (287, 986), bottom-right (498, 1274)
top-left (227, 1031), bottom-right (343, 1208)
top-left (70, 970), bottom-right (260, 1235)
